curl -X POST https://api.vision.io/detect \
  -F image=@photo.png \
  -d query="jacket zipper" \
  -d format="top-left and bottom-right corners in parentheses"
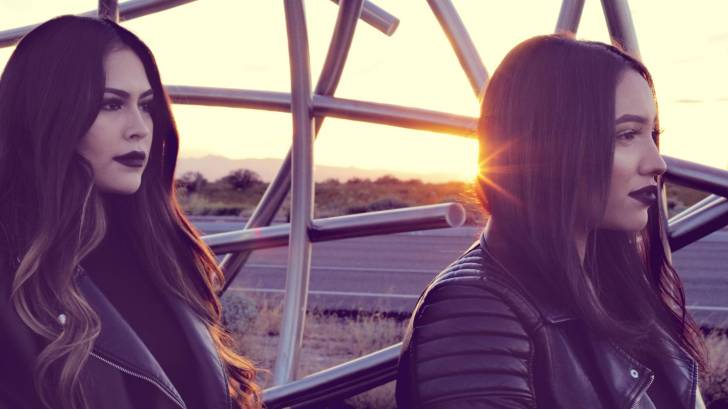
top-left (222, 364), bottom-right (232, 409)
top-left (90, 351), bottom-right (187, 409)
top-left (689, 358), bottom-right (699, 409)
top-left (629, 373), bottom-right (655, 409)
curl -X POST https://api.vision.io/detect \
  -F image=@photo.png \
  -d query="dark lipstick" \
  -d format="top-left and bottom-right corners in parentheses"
top-left (628, 185), bottom-right (658, 206)
top-left (113, 151), bottom-right (146, 168)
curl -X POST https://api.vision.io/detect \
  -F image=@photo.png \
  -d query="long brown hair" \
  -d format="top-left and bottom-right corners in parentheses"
top-left (477, 34), bottom-right (706, 370)
top-left (0, 15), bottom-right (260, 409)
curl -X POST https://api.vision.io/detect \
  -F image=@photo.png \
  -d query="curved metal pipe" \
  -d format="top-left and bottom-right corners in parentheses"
top-left (315, 0), bottom-right (365, 103)
top-left (427, 0), bottom-right (488, 98)
top-left (263, 343), bottom-right (400, 408)
top-left (166, 86), bottom-right (290, 110)
top-left (314, 94), bottom-right (476, 136)
top-left (600, 0), bottom-right (641, 59)
top-left (166, 86), bottom-right (477, 137)
top-left (205, 203), bottom-right (466, 254)
top-left (555, 0), bottom-right (585, 34)
top-left (98, 0), bottom-right (120, 21)
top-left (273, 0), bottom-right (315, 385)
top-left (0, 0), bottom-right (197, 48)
top-left (329, 0), bottom-right (399, 36)
top-left (218, 0), bottom-right (365, 292)
top-left (664, 156), bottom-right (728, 198)
top-left (668, 197), bottom-right (728, 251)
top-left (668, 194), bottom-right (723, 225)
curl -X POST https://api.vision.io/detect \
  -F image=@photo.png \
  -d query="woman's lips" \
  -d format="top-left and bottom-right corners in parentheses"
top-left (628, 185), bottom-right (658, 206)
top-left (113, 151), bottom-right (146, 168)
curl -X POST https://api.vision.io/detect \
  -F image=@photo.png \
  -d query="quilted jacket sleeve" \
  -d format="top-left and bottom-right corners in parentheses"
top-left (396, 277), bottom-right (537, 409)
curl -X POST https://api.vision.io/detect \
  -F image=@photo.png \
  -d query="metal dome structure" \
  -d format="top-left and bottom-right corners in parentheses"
top-left (2, 0), bottom-right (727, 407)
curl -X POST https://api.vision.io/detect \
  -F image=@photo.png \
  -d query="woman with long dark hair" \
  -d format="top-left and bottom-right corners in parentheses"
top-left (397, 35), bottom-right (707, 408)
top-left (0, 16), bottom-right (260, 409)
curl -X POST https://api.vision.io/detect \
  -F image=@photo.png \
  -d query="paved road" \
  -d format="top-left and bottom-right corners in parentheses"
top-left (194, 217), bottom-right (728, 327)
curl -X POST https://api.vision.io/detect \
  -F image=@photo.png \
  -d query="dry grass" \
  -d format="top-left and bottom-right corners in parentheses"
top-left (702, 329), bottom-right (728, 406)
top-left (222, 293), bottom-right (405, 408)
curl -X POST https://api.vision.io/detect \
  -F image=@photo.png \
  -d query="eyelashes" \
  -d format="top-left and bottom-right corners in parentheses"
top-left (100, 98), bottom-right (123, 111)
top-left (100, 97), bottom-right (155, 113)
top-left (652, 128), bottom-right (664, 140)
top-left (616, 130), bottom-right (638, 141)
top-left (616, 127), bottom-right (664, 142)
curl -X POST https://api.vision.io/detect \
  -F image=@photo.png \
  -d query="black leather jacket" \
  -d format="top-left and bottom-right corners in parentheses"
top-left (396, 235), bottom-right (704, 409)
top-left (0, 268), bottom-right (231, 409)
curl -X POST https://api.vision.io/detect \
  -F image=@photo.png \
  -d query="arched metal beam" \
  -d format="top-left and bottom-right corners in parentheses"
top-left (166, 85), bottom-right (478, 137)
top-left (0, 0), bottom-right (196, 48)
top-left (668, 196), bottom-right (728, 251)
top-left (273, 0), bottom-right (316, 385)
top-left (555, 0), bottom-right (585, 34)
top-left (98, 0), bottom-right (120, 21)
top-left (263, 343), bottom-right (401, 409)
top-left (664, 156), bottom-right (728, 198)
top-left (427, 0), bottom-right (488, 98)
top-left (600, 0), bottom-right (641, 59)
top-left (329, 0), bottom-right (399, 36)
top-left (204, 203), bottom-right (466, 254)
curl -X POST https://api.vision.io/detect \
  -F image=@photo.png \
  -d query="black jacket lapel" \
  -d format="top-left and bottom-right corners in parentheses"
top-left (166, 296), bottom-right (230, 409)
top-left (77, 275), bottom-right (186, 408)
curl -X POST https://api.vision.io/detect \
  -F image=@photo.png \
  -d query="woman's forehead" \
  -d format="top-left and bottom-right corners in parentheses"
top-left (103, 48), bottom-right (151, 95)
top-left (614, 70), bottom-right (656, 125)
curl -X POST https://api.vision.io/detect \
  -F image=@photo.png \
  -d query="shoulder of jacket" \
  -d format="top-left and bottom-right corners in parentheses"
top-left (398, 246), bottom-right (541, 408)
top-left (417, 246), bottom-right (544, 333)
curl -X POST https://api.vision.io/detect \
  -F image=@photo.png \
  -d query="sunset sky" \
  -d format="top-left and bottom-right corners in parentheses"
top-left (1, 1), bottom-right (727, 181)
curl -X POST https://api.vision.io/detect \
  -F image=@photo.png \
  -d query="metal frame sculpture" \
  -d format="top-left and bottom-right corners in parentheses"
top-left (2, 0), bottom-right (727, 406)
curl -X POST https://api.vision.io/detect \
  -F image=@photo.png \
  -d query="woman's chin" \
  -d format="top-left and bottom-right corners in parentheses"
top-left (95, 179), bottom-right (142, 195)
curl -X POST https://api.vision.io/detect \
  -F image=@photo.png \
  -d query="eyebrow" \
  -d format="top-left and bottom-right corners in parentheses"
top-left (615, 114), bottom-right (655, 125)
top-left (104, 87), bottom-right (154, 99)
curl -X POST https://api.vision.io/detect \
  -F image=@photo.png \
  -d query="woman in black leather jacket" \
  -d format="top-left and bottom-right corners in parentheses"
top-left (0, 16), bottom-right (260, 409)
top-left (397, 35), bottom-right (708, 409)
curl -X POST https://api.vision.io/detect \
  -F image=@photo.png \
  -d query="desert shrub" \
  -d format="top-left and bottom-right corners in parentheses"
top-left (176, 171), bottom-right (208, 193)
top-left (221, 292), bottom-right (258, 335)
top-left (367, 197), bottom-right (410, 212)
top-left (374, 175), bottom-right (400, 185)
top-left (212, 207), bottom-right (245, 216)
top-left (345, 204), bottom-right (369, 215)
top-left (346, 177), bottom-right (371, 185)
top-left (702, 329), bottom-right (728, 406)
top-left (345, 381), bottom-right (397, 409)
top-left (221, 168), bottom-right (262, 191)
top-left (403, 178), bottom-right (423, 186)
top-left (320, 178), bottom-right (341, 186)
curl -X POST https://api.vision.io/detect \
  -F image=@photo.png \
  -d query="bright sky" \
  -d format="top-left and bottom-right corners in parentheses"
top-left (1, 1), bottom-right (727, 181)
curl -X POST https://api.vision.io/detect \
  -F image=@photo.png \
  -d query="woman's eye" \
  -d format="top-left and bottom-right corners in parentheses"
top-left (617, 130), bottom-right (638, 141)
top-left (139, 100), bottom-right (155, 113)
top-left (100, 99), bottom-right (123, 111)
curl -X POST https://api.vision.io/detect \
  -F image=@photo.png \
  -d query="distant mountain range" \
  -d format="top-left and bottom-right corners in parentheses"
top-left (176, 155), bottom-right (463, 183)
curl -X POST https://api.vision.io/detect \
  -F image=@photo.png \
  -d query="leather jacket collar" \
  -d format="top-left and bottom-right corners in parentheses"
top-left (77, 272), bottom-right (231, 409)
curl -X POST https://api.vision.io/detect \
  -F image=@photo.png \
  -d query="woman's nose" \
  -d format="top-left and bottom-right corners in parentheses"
top-left (641, 139), bottom-right (667, 178)
top-left (125, 106), bottom-right (151, 141)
